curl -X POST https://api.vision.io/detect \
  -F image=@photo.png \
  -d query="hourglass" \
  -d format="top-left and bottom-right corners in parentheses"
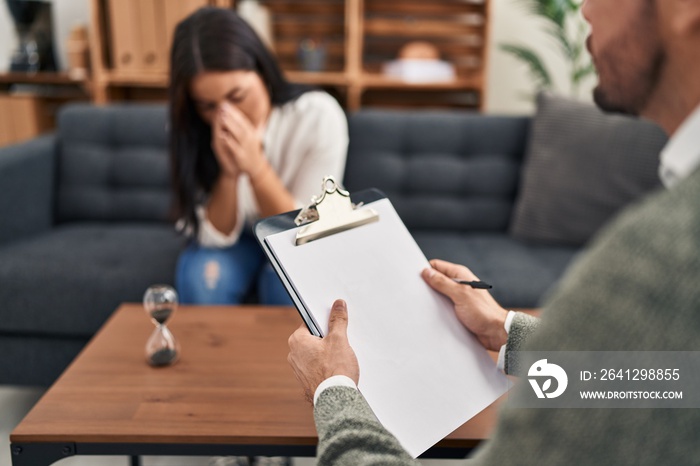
top-left (143, 285), bottom-right (180, 367)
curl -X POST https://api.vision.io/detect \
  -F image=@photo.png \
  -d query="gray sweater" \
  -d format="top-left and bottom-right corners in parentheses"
top-left (313, 166), bottom-right (700, 465)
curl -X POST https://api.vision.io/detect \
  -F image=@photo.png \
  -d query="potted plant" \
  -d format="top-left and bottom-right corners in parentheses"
top-left (501, 0), bottom-right (595, 97)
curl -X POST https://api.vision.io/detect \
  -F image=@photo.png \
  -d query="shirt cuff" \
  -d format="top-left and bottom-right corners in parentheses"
top-left (504, 310), bottom-right (516, 333)
top-left (313, 375), bottom-right (358, 405)
top-left (496, 311), bottom-right (515, 372)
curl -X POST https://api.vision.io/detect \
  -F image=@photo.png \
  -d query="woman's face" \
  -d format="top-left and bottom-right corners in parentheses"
top-left (189, 70), bottom-right (271, 128)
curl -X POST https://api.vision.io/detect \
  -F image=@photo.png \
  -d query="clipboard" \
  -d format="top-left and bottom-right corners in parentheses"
top-left (254, 178), bottom-right (384, 337)
top-left (254, 177), bottom-right (511, 458)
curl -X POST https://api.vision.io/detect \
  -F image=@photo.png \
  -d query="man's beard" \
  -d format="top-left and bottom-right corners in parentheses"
top-left (593, 49), bottom-right (665, 116)
top-left (591, 1), bottom-right (664, 117)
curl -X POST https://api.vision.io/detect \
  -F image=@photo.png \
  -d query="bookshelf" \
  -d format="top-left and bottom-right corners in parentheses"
top-left (4, 0), bottom-right (491, 114)
top-left (0, 72), bottom-right (91, 146)
top-left (260, 0), bottom-right (491, 110)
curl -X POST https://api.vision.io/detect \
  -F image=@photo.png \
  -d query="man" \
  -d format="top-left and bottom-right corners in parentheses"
top-left (288, 0), bottom-right (700, 464)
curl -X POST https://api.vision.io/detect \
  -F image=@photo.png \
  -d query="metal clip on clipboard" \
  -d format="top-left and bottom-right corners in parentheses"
top-left (293, 176), bottom-right (379, 245)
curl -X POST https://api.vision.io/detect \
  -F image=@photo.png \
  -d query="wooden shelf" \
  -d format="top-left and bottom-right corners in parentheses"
top-left (360, 73), bottom-right (481, 90)
top-left (285, 71), bottom-right (349, 87)
top-left (0, 72), bottom-right (86, 86)
top-left (0, 0), bottom-right (491, 148)
top-left (99, 71), bottom-right (480, 95)
top-left (0, 73), bottom-right (90, 147)
top-left (104, 71), bottom-right (352, 89)
top-left (364, 18), bottom-right (484, 38)
top-left (104, 72), bottom-right (169, 88)
top-left (365, 2), bottom-right (486, 16)
top-left (85, 0), bottom-right (490, 110)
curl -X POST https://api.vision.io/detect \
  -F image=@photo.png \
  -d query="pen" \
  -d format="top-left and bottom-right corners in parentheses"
top-left (452, 278), bottom-right (493, 289)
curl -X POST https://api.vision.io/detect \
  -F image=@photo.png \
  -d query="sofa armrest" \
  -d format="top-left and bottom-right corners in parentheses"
top-left (0, 134), bottom-right (56, 245)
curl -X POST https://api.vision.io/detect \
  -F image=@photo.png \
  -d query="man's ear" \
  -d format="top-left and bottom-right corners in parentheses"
top-left (670, 0), bottom-right (700, 36)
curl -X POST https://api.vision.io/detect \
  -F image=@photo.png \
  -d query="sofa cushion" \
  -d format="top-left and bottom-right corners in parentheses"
top-left (0, 224), bottom-right (184, 337)
top-left (510, 93), bottom-right (666, 246)
top-left (345, 110), bottom-right (529, 233)
top-left (413, 232), bottom-right (579, 308)
top-left (0, 334), bottom-right (88, 386)
top-left (0, 135), bottom-right (55, 245)
top-left (56, 104), bottom-right (172, 223)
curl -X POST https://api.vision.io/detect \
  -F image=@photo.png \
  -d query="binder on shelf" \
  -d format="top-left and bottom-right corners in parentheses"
top-left (107, 0), bottom-right (139, 72)
top-left (254, 176), bottom-right (510, 457)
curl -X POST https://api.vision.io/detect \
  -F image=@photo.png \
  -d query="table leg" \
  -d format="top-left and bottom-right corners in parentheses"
top-left (11, 443), bottom-right (76, 466)
top-left (130, 455), bottom-right (142, 466)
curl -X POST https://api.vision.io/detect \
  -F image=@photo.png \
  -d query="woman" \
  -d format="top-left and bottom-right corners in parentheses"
top-left (170, 7), bottom-right (348, 305)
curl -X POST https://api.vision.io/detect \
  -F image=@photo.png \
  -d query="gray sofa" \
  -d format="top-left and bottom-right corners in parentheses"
top-left (343, 110), bottom-right (578, 308)
top-left (0, 105), bottom-right (184, 386)
top-left (0, 102), bottom-right (658, 386)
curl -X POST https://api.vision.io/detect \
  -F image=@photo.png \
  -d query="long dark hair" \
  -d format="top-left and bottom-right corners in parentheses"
top-left (169, 7), bottom-right (311, 237)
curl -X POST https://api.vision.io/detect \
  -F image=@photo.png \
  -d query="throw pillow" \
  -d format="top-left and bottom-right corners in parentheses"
top-left (510, 92), bottom-right (667, 246)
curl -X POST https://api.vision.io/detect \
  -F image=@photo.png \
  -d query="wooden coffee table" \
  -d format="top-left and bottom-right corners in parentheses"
top-left (10, 304), bottom-right (505, 465)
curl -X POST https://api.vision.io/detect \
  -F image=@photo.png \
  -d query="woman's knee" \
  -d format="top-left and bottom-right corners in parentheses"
top-left (258, 263), bottom-right (293, 306)
top-left (176, 247), bottom-right (254, 304)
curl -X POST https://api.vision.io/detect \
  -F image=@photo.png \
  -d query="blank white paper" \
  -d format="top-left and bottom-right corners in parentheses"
top-left (266, 198), bottom-right (510, 457)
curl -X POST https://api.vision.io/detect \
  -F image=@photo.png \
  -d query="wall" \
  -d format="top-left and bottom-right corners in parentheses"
top-left (0, 0), bottom-right (89, 72)
top-left (52, 0), bottom-right (91, 70)
top-left (0, 0), bottom-right (595, 114)
top-left (0, 1), bottom-right (15, 72)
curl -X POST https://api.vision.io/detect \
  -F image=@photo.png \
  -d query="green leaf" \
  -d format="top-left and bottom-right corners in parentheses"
top-left (567, 0), bottom-right (584, 10)
top-left (505, 0), bottom-right (589, 98)
top-left (500, 43), bottom-right (553, 89)
top-left (572, 62), bottom-right (596, 83)
top-left (520, 0), bottom-right (571, 28)
top-left (543, 24), bottom-right (574, 60)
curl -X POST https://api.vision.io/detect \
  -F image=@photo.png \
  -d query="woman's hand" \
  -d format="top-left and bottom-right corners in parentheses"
top-left (211, 104), bottom-right (242, 180)
top-left (216, 101), bottom-right (269, 181)
top-left (210, 101), bottom-right (294, 220)
top-left (422, 259), bottom-right (509, 352)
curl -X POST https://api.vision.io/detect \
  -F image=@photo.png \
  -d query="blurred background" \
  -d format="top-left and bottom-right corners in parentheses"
top-left (0, 0), bottom-right (596, 147)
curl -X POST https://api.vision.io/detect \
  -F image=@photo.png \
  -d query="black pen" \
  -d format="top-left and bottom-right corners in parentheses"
top-left (452, 278), bottom-right (493, 289)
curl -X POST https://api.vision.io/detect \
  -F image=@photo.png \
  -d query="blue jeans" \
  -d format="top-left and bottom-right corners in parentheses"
top-left (176, 231), bottom-right (292, 306)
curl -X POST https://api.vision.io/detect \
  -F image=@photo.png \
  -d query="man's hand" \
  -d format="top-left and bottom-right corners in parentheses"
top-left (422, 259), bottom-right (509, 352)
top-left (288, 299), bottom-right (360, 403)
